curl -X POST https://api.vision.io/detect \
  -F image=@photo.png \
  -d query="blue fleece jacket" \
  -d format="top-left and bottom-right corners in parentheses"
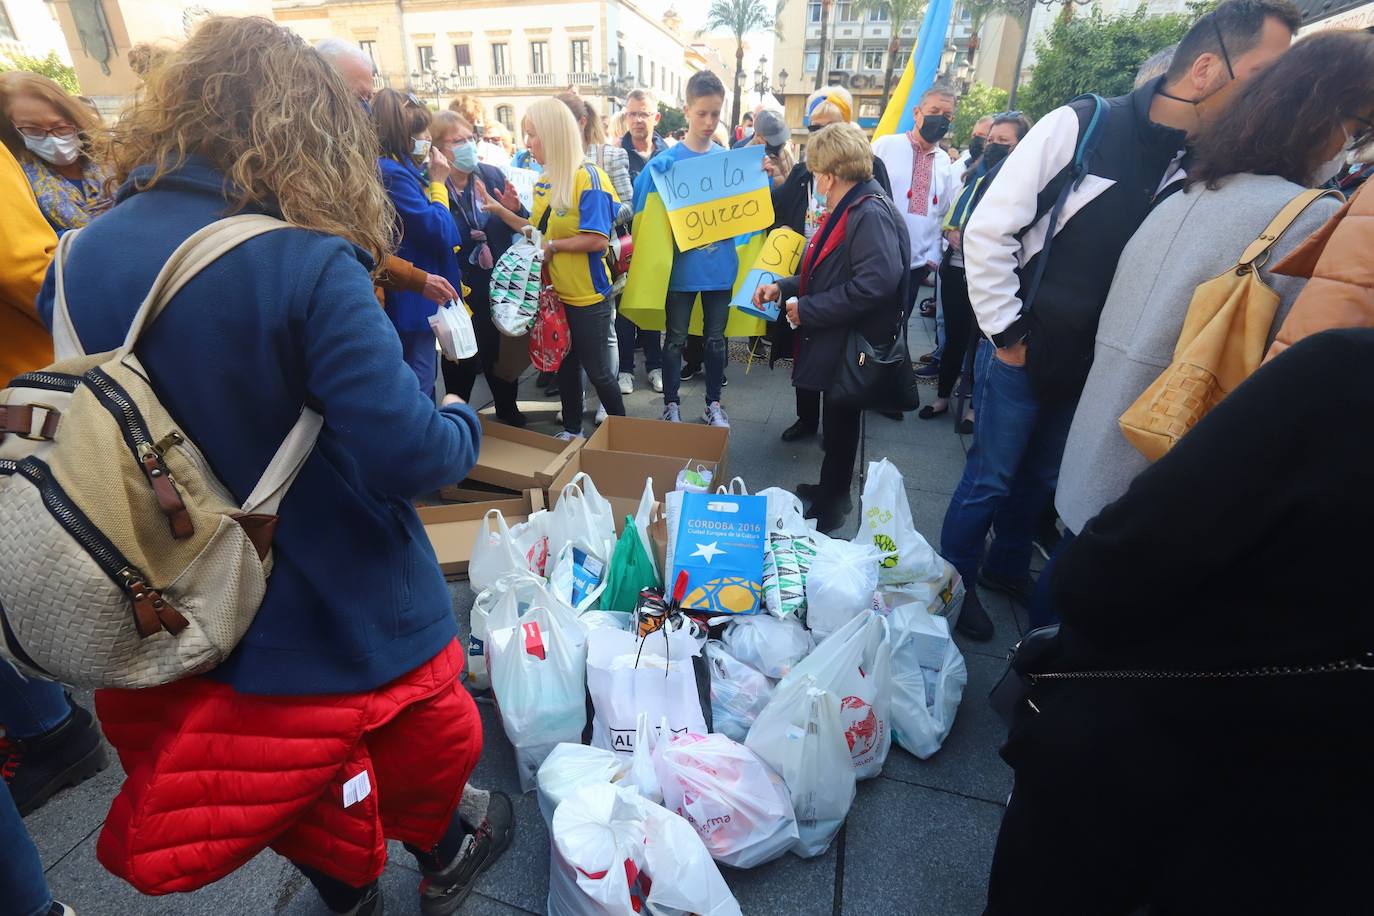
top-left (36, 157), bottom-right (481, 695)
top-left (379, 155), bottom-right (463, 332)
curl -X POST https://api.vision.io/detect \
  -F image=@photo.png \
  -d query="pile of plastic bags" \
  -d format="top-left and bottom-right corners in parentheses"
top-left (465, 457), bottom-right (971, 912)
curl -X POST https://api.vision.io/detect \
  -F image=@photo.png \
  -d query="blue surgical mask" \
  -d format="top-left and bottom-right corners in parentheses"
top-left (451, 141), bottom-right (479, 173)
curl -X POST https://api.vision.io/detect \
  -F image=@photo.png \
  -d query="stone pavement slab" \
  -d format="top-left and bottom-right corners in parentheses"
top-left (35, 307), bottom-right (1017, 914)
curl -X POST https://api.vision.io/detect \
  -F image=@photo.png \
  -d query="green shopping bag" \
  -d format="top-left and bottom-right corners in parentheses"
top-left (602, 515), bottom-right (659, 612)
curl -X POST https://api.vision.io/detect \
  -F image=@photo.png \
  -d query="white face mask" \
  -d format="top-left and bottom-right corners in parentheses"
top-left (412, 138), bottom-right (432, 161)
top-left (24, 133), bottom-right (81, 167)
top-left (1314, 128), bottom-right (1359, 186)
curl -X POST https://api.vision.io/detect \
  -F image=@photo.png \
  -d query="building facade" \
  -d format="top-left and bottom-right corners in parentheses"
top-left (272, 0), bottom-right (692, 133)
top-left (1, 0), bottom-right (74, 65)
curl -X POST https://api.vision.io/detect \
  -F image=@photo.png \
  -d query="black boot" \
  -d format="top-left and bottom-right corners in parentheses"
top-left (802, 487), bottom-right (854, 535)
top-left (955, 587), bottom-right (994, 642)
top-left (416, 791), bottom-right (515, 915)
top-left (2, 696), bottom-right (108, 816)
top-left (781, 419), bottom-right (818, 442)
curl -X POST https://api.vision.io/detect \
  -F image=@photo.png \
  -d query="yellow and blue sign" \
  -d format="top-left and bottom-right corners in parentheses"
top-left (731, 227), bottom-right (807, 321)
top-left (650, 145), bottom-right (775, 251)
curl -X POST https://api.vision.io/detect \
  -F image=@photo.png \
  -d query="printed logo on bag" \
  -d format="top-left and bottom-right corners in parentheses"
top-left (522, 621), bottom-right (545, 660)
top-left (467, 634), bottom-right (484, 657)
top-left (871, 533), bottom-right (899, 569)
top-left (674, 493), bottom-right (768, 614)
top-left (841, 695), bottom-right (883, 762)
top-left (689, 541), bottom-right (725, 564)
top-left (610, 725), bottom-right (689, 752)
top-left (526, 536), bottom-right (550, 577)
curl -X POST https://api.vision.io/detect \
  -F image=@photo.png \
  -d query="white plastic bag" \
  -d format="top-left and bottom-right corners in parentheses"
top-left (468, 570), bottom-right (571, 690)
top-left (704, 640), bottom-right (773, 742)
top-left (873, 564), bottom-right (967, 629)
top-left (429, 299), bottom-right (478, 361)
top-left (889, 604), bottom-right (967, 760)
top-left (632, 478), bottom-right (660, 583)
top-left (549, 539), bottom-right (610, 612)
top-left (855, 459), bottom-right (944, 586)
top-left (469, 508), bottom-right (552, 593)
top-left (488, 599), bottom-right (588, 791)
top-left (587, 626), bottom-right (707, 758)
top-left (578, 610), bottom-right (632, 632)
top-left (745, 675), bottom-right (856, 858)
top-left (548, 783), bottom-right (741, 916)
top-left (675, 462), bottom-right (714, 493)
top-left (537, 743), bottom-right (627, 828)
top-left (720, 614), bottom-right (813, 680)
top-left (622, 713), bottom-right (662, 804)
top-left (805, 537), bottom-right (882, 639)
top-left (550, 473), bottom-right (616, 566)
top-left (783, 610), bottom-right (892, 779)
top-left (653, 732), bottom-right (799, 868)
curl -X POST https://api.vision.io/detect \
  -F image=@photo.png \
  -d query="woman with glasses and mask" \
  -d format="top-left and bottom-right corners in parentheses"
top-left (430, 109), bottom-right (528, 427)
top-left (1, 71), bottom-right (110, 234)
top-left (372, 89), bottom-right (463, 399)
top-left (770, 86), bottom-right (894, 444)
top-left (920, 111), bottom-right (1033, 433)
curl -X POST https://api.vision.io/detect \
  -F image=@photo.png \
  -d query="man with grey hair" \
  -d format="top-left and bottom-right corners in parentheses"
top-left (872, 83), bottom-right (961, 320)
top-left (619, 87), bottom-right (668, 179)
top-left (1135, 43), bottom-right (1178, 88)
top-left (316, 37), bottom-right (377, 106)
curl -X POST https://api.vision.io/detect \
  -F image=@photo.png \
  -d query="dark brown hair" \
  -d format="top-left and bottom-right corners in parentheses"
top-left (371, 88), bottom-right (431, 162)
top-left (686, 70), bottom-right (725, 104)
top-left (556, 90), bottom-right (601, 145)
top-left (1188, 30), bottom-right (1374, 189)
top-left (1165, 0), bottom-right (1302, 83)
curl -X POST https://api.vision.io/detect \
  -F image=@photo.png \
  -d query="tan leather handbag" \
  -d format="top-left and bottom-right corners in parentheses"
top-left (1119, 189), bottom-right (1340, 462)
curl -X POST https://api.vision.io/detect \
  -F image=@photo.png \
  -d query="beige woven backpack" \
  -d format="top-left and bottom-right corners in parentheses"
top-left (0, 215), bottom-right (322, 688)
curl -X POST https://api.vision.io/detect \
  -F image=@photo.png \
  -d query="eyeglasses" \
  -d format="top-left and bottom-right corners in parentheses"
top-left (1352, 115), bottom-right (1374, 149)
top-left (404, 92), bottom-right (423, 108)
top-left (807, 121), bottom-right (833, 133)
top-left (626, 111), bottom-right (654, 120)
top-left (12, 122), bottom-right (78, 140)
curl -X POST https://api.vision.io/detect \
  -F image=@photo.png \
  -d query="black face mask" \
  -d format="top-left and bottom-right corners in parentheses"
top-left (918, 114), bottom-right (951, 144)
top-left (967, 136), bottom-right (986, 160)
top-left (982, 142), bottom-right (1012, 168)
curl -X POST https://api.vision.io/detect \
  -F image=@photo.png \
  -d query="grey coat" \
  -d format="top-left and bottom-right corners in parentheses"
top-left (1057, 173), bottom-right (1340, 533)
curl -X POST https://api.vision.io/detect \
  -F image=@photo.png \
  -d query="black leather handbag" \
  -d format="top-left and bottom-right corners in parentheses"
top-left (988, 625), bottom-right (1064, 728)
top-left (828, 321), bottom-right (921, 412)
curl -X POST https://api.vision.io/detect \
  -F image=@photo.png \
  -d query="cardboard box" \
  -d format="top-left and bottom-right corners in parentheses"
top-left (583, 416), bottom-right (729, 484)
top-left (468, 416), bottom-right (582, 491)
top-left (548, 449), bottom-right (707, 535)
top-left (437, 479), bottom-right (521, 503)
top-left (416, 490), bottom-right (545, 578)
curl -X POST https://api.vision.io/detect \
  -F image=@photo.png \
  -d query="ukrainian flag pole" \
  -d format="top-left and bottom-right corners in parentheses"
top-left (872, 0), bottom-right (958, 139)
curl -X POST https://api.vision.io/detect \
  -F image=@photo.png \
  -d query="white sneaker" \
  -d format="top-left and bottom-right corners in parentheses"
top-left (556, 430), bottom-right (584, 442)
top-left (595, 403), bottom-right (608, 424)
top-left (618, 372), bottom-right (634, 395)
top-left (703, 401), bottom-right (730, 428)
top-left (662, 402), bottom-right (682, 423)
top-left (648, 368), bottom-right (664, 393)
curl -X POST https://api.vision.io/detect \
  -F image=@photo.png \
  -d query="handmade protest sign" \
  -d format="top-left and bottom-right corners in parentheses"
top-left (507, 167), bottom-right (540, 213)
top-left (650, 145), bottom-right (775, 251)
top-left (731, 227), bottom-right (806, 321)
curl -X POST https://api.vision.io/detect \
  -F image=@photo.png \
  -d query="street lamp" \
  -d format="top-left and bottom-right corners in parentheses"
top-left (411, 68), bottom-right (459, 108)
top-left (752, 54), bottom-right (770, 104)
top-left (777, 68), bottom-right (788, 94)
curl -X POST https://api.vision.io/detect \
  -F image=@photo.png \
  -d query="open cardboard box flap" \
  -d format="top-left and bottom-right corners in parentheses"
top-left (416, 490), bottom-right (545, 578)
top-left (584, 415), bottom-right (728, 482)
top-left (467, 416), bottom-right (582, 491)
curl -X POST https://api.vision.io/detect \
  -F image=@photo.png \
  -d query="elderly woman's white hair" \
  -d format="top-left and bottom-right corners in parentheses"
top-left (315, 37), bottom-right (373, 70)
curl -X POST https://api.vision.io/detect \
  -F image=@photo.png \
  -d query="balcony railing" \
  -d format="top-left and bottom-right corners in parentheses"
top-left (488, 73), bottom-right (516, 88)
top-left (568, 71), bottom-right (600, 86)
top-left (454, 73), bottom-right (477, 89)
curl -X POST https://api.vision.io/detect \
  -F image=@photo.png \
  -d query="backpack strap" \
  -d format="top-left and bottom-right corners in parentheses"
top-left (1020, 93), bottom-right (1108, 315)
top-left (1238, 188), bottom-right (1342, 269)
top-left (51, 228), bottom-right (89, 360)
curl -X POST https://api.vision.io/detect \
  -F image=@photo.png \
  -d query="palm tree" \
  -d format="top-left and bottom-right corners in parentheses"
top-left (814, 0), bottom-right (834, 90)
top-left (703, 0), bottom-right (785, 130)
top-left (857, 0), bottom-right (929, 113)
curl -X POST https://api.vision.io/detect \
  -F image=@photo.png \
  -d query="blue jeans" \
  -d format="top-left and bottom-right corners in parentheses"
top-left (0, 662), bottom-right (69, 738)
top-left (396, 326), bottom-right (438, 401)
top-left (1028, 528), bottom-right (1077, 630)
top-left (662, 290), bottom-right (729, 406)
top-left (941, 341), bottom-right (1077, 589)
top-left (616, 312), bottom-right (662, 375)
top-left (1, 782), bottom-right (52, 916)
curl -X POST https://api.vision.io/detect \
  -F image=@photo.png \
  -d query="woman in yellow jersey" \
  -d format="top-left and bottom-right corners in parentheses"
top-left (482, 97), bottom-right (624, 439)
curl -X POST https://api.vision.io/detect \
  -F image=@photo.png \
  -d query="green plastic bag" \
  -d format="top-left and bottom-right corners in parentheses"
top-left (602, 515), bottom-right (659, 612)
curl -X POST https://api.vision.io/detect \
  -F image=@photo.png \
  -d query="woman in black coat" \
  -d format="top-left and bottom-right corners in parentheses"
top-left (754, 123), bottom-right (910, 532)
top-left (984, 329), bottom-right (1374, 915)
top-left (432, 110), bottom-right (529, 426)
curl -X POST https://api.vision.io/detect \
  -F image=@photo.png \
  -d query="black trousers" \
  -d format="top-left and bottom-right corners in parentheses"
top-left (557, 297), bottom-right (625, 434)
top-left (796, 388), bottom-right (821, 428)
top-left (440, 273), bottom-right (519, 414)
top-left (817, 393), bottom-right (861, 500)
top-left (936, 260), bottom-right (976, 400)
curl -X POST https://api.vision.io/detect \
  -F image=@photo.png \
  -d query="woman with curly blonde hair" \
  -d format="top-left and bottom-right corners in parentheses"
top-left (39, 16), bottom-right (507, 915)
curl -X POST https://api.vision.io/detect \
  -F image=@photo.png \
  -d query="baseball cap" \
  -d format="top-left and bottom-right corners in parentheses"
top-left (753, 109), bottom-right (790, 147)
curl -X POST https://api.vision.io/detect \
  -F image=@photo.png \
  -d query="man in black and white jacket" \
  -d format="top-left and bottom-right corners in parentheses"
top-left (941, 0), bottom-right (1301, 641)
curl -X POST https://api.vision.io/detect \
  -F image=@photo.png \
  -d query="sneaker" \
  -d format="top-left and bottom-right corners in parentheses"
top-left (703, 401), bottom-right (730, 428)
top-left (680, 363), bottom-right (701, 381)
top-left (418, 791), bottom-right (515, 916)
top-left (913, 359), bottom-right (941, 379)
top-left (1, 695), bottom-right (108, 816)
top-left (555, 430), bottom-right (584, 442)
top-left (45, 904), bottom-right (77, 916)
top-left (594, 403), bottom-right (608, 425)
top-left (618, 372), bottom-right (634, 395)
top-left (722, 375), bottom-right (729, 388)
top-left (648, 368), bottom-right (664, 393)
top-left (662, 402), bottom-right (682, 423)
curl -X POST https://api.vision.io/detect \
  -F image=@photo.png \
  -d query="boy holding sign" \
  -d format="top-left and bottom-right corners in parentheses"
top-left (650, 71), bottom-right (738, 428)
